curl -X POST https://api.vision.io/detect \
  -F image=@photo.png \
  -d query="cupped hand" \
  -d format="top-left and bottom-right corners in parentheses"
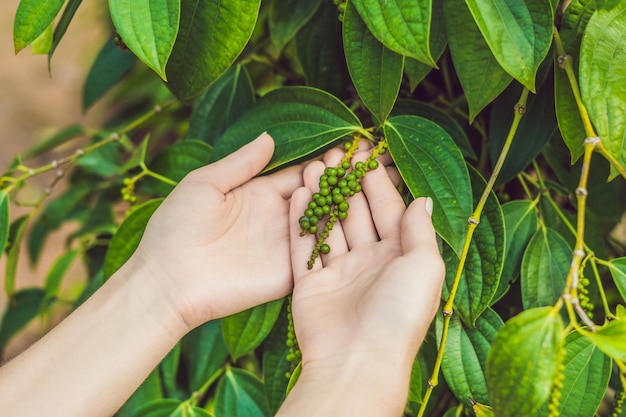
top-left (132, 133), bottom-right (302, 330)
top-left (289, 148), bottom-right (445, 368)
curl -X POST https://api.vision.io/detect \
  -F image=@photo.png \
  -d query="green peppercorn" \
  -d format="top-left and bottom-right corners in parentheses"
top-left (333, 193), bottom-right (344, 203)
top-left (304, 208), bottom-right (314, 217)
top-left (339, 211), bottom-right (348, 220)
top-left (339, 201), bottom-right (349, 212)
top-left (320, 244), bottom-right (330, 254)
top-left (368, 160), bottom-right (379, 170)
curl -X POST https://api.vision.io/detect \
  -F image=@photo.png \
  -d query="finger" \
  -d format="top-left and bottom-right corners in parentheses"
top-left (266, 164), bottom-right (305, 199)
top-left (386, 166), bottom-right (401, 188)
top-left (199, 132), bottom-right (274, 194)
top-left (401, 197), bottom-right (438, 255)
top-left (290, 187), bottom-right (321, 280)
top-left (359, 161), bottom-right (406, 241)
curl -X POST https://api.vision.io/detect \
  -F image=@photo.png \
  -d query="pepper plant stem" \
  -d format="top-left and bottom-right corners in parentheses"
top-left (417, 88), bottom-right (529, 417)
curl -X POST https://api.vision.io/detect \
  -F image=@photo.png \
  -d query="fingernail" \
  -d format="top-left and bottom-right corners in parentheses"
top-left (425, 197), bottom-right (433, 217)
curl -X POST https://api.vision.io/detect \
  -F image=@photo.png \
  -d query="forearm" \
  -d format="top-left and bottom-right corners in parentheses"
top-left (0, 258), bottom-right (187, 417)
top-left (276, 350), bottom-right (414, 417)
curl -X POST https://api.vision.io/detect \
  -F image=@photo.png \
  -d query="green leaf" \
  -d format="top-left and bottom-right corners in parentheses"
top-left (48, 0), bottom-right (83, 65)
top-left (147, 140), bottom-right (212, 195)
top-left (403, 0), bottom-right (446, 91)
top-left (121, 134), bottom-right (150, 174)
top-left (222, 298), bottom-right (283, 361)
top-left (115, 369), bottom-right (163, 417)
top-left (408, 353), bottom-right (422, 403)
top-left (350, 0), bottom-right (435, 65)
top-left (608, 257), bottom-right (626, 303)
top-left (108, 0), bottom-right (179, 80)
top-left (215, 367), bottom-right (271, 417)
top-left (464, 0), bottom-right (554, 91)
top-left (82, 37), bottom-right (136, 111)
top-left (0, 191), bottom-right (9, 254)
top-left (473, 402), bottom-right (495, 417)
top-left (554, 0), bottom-right (597, 163)
top-left (343, 0), bottom-right (403, 123)
top-left (13, 0), bottom-right (66, 53)
top-left (180, 320), bottom-right (228, 393)
top-left (443, 0), bottom-right (512, 121)
top-left (22, 124), bottom-right (88, 160)
top-left (579, 2), bottom-right (626, 179)
top-left (384, 115), bottom-right (472, 255)
top-left (489, 65), bottom-right (557, 185)
top-left (584, 318), bottom-right (626, 362)
top-left (188, 66), bottom-right (255, 145)
top-left (438, 308), bottom-right (504, 410)
top-left (132, 399), bottom-right (181, 417)
top-left (0, 288), bottom-right (45, 353)
top-left (31, 23), bottom-right (53, 54)
top-left (210, 87), bottom-right (364, 171)
top-left (535, 331), bottom-right (611, 417)
top-left (159, 342), bottom-right (181, 399)
top-left (173, 404), bottom-right (213, 417)
top-left (521, 228), bottom-right (570, 309)
top-left (166, 0), bottom-right (261, 101)
top-left (269, 0), bottom-right (321, 52)
top-left (391, 100), bottom-right (477, 160)
top-left (103, 199), bottom-right (162, 279)
top-left (44, 248), bottom-right (80, 299)
top-left (486, 307), bottom-right (564, 417)
top-left (492, 200), bottom-right (538, 303)
top-left (5, 215), bottom-right (30, 299)
top-left (296, 1), bottom-right (348, 98)
top-left (75, 141), bottom-right (120, 178)
top-left (285, 362), bottom-right (301, 396)
top-left (261, 305), bottom-right (291, 414)
top-left (441, 167), bottom-right (505, 324)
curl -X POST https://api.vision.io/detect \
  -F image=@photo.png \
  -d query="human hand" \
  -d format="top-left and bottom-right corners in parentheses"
top-left (289, 147), bottom-right (445, 373)
top-left (131, 133), bottom-right (302, 331)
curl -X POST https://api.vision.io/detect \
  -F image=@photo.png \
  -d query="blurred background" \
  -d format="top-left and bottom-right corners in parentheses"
top-left (0, 0), bottom-right (109, 358)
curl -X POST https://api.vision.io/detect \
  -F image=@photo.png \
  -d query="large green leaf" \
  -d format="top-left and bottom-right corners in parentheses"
top-left (210, 87), bottom-right (364, 170)
top-left (296, 0), bottom-right (348, 98)
top-left (222, 298), bottom-right (283, 361)
top-left (350, 0), bottom-right (435, 65)
top-left (261, 305), bottom-right (291, 414)
top-left (579, 2), bottom-right (626, 179)
top-left (492, 200), bottom-right (538, 303)
top-left (13, 0), bottom-right (66, 53)
top-left (180, 320), bottom-right (229, 393)
top-left (486, 307), bottom-right (564, 417)
top-left (0, 288), bottom-right (45, 353)
top-left (554, 0), bottom-right (597, 163)
top-left (215, 368), bottom-right (271, 417)
top-left (534, 331), bottom-right (611, 417)
top-left (0, 191), bottom-right (9, 254)
top-left (464, 0), bottom-right (554, 91)
top-left (116, 368), bottom-right (163, 417)
top-left (343, 0), bottom-right (403, 124)
top-left (608, 257), bottom-right (626, 303)
top-left (520, 228), bottom-right (570, 309)
top-left (584, 319), bottom-right (626, 362)
top-left (438, 308), bottom-right (504, 410)
top-left (103, 199), bottom-right (162, 279)
top-left (403, 0), bottom-right (447, 91)
top-left (384, 115), bottom-right (472, 255)
top-left (188, 66), bottom-right (255, 145)
top-left (269, 0), bottom-right (321, 52)
top-left (391, 100), bottom-right (477, 160)
top-left (159, 342), bottom-right (181, 399)
top-left (82, 37), bottom-right (136, 111)
top-left (441, 167), bottom-right (505, 324)
top-left (108, 0), bottom-right (179, 80)
top-left (166, 0), bottom-right (260, 101)
top-left (443, 0), bottom-right (512, 120)
top-left (44, 249), bottom-right (81, 299)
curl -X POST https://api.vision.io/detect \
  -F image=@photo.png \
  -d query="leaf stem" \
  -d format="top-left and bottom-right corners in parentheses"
top-left (417, 87), bottom-right (530, 417)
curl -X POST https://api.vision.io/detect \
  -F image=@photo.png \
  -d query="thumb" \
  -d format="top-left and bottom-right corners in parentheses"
top-left (202, 132), bottom-right (274, 194)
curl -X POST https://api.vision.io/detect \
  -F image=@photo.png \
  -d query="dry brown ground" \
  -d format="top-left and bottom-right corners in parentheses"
top-left (0, 0), bottom-right (109, 358)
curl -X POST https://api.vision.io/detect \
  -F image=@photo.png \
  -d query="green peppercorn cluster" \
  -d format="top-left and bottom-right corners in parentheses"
top-left (333, 0), bottom-right (347, 21)
top-left (612, 386), bottom-right (626, 417)
top-left (285, 296), bottom-right (301, 379)
top-left (547, 350), bottom-right (566, 417)
top-left (578, 276), bottom-right (594, 318)
top-left (121, 177), bottom-right (137, 203)
top-left (299, 138), bottom-right (387, 269)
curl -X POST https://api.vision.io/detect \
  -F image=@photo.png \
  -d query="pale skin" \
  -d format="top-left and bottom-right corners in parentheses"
top-left (0, 133), bottom-right (444, 417)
